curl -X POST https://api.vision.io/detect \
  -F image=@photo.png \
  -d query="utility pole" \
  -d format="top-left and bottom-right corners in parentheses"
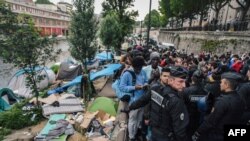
top-left (146, 0), bottom-right (152, 49)
top-left (140, 20), bottom-right (142, 45)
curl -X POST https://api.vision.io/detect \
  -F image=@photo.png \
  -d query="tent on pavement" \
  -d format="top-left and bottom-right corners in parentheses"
top-left (8, 67), bottom-right (55, 98)
top-left (0, 88), bottom-right (20, 112)
top-left (88, 97), bottom-right (117, 116)
top-left (56, 62), bottom-right (83, 81)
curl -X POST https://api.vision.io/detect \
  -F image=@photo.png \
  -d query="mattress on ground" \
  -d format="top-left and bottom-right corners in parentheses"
top-left (42, 98), bottom-right (84, 116)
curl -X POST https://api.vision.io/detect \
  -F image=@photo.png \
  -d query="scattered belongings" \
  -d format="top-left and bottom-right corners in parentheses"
top-left (82, 110), bottom-right (116, 140)
top-left (34, 114), bottom-right (75, 141)
top-left (29, 94), bottom-right (84, 116)
top-left (80, 111), bottom-right (99, 129)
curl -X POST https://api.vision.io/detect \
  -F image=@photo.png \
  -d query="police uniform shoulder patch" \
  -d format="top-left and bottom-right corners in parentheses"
top-left (180, 113), bottom-right (184, 120)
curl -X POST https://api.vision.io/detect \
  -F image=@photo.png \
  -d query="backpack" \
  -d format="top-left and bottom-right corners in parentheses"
top-left (112, 70), bottom-right (136, 102)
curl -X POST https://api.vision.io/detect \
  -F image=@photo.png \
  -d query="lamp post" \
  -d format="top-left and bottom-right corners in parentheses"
top-left (146, 0), bottom-right (152, 49)
top-left (139, 20), bottom-right (142, 45)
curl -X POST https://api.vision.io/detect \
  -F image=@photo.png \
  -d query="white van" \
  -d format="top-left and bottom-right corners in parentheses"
top-left (158, 42), bottom-right (175, 51)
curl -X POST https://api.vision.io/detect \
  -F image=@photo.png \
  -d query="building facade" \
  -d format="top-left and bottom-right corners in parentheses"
top-left (5, 0), bottom-right (71, 36)
top-left (182, 0), bottom-right (250, 30)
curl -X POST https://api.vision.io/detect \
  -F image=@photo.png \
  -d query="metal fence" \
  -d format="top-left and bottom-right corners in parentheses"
top-left (162, 21), bottom-right (249, 32)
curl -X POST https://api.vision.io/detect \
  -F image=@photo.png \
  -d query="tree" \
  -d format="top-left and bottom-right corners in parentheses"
top-left (0, 0), bottom-right (17, 44)
top-left (0, 4), bottom-right (60, 102)
top-left (99, 13), bottom-right (122, 52)
top-left (144, 10), bottom-right (162, 28)
top-left (209, 0), bottom-right (229, 25)
top-left (159, 0), bottom-right (172, 27)
top-left (229, 0), bottom-right (250, 22)
top-left (102, 0), bottom-right (138, 54)
top-left (196, 0), bottom-right (211, 26)
top-left (69, 0), bottom-right (98, 102)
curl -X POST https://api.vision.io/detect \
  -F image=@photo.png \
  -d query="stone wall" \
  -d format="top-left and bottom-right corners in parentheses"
top-left (0, 39), bottom-right (71, 88)
top-left (158, 30), bottom-right (250, 55)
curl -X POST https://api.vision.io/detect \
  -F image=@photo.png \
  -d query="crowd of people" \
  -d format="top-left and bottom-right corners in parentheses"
top-left (114, 45), bottom-right (250, 141)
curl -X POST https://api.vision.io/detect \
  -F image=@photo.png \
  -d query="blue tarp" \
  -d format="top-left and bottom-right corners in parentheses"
top-left (47, 75), bottom-right (83, 95)
top-left (95, 51), bottom-right (113, 61)
top-left (48, 64), bottom-right (122, 95)
top-left (90, 64), bottom-right (122, 81)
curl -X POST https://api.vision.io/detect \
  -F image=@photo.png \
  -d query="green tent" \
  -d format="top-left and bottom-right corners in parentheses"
top-left (0, 88), bottom-right (20, 112)
top-left (88, 97), bottom-right (117, 116)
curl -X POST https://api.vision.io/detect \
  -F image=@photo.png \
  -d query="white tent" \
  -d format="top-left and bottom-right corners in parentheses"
top-left (8, 67), bottom-right (55, 98)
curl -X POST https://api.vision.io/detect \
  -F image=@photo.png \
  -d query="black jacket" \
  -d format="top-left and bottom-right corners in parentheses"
top-left (130, 83), bottom-right (189, 141)
top-left (197, 91), bottom-right (244, 136)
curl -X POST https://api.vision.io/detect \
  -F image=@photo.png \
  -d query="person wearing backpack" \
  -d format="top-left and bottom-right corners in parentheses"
top-left (119, 56), bottom-right (148, 141)
top-left (129, 66), bottom-right (189, 141)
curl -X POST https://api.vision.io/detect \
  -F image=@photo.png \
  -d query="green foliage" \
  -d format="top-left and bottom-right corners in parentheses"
top-left (0, 4), bottom-right (60, 101)
top-left (99, 13), bottom-right (122, 51)
top-left (35, 0), bottom-right (53, 4)
top-left (201, 40), bottom-right (221, 52)
top-left (69, 0), bottom-right (98, 102)
top-left (159, 0), bottom-right (171, 26)
top-left (50, 64), bottom-right (60, 74)
top-left (102, 0), bottom-right (138, 53)
top-left (0, 101), bottom-right (44, 129)
top-left (159, 0), bottom-right (212, 27)
top-left (144, 10), bottom-right (162, 28)
top-left (0, 0), bottom-right (17, 40)
top-left (69, 0), bottom-right (98, 71)
top-left (0, 127), bottom-right (11, 141)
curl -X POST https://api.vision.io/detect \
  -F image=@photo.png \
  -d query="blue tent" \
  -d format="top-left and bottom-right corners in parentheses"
top-left (95, 51), bottom-right (113, 61)
top-left (90, 64), bottom-right (122, 81)
top-left (47, 75), bottom-right (83, 95)
top-left (48, 64), bottom-right (122, 95)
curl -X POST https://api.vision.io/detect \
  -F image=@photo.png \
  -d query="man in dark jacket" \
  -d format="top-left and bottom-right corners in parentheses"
top-left (192, 72), bottom-right (245, 141)
top-left (238, 67), bottom-right (250, 125)
top-left (181, 70), bottom-right (207, 141)
top-left (129, 66), bottom-right (189, 141)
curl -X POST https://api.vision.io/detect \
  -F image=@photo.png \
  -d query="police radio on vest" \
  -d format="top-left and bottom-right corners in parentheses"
top-left (228, 129), bottom-right (246, 136)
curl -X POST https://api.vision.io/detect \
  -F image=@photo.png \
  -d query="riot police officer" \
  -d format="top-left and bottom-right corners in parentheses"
top-left (129, 66), bottom-right (189, 141)
top-left (181, 70), bottom-right (207, 141)
top-left (238, 67), bottom-right (250, 125)
top-left (192, 72), bottom-right (245, 141)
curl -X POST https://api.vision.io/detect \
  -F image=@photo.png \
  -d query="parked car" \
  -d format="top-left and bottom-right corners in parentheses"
top-left (158, 42), bottom-right (175, 51)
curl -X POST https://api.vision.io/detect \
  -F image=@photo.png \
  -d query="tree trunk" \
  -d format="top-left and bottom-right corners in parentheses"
top-left (199, 12), bottom-right (204, 27)
top-left (181, 18), bottom-right (184, 28)
top-left (32, 77), bottom-right (39, 106)
top-left (189, 18), bottom-right (193, 31)
top-left (239, 1), bottom-right (250, 22)
top-left (215, 10), bottom-right (219, 26)
top-left (240, 8), bottom-right (248, 22)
